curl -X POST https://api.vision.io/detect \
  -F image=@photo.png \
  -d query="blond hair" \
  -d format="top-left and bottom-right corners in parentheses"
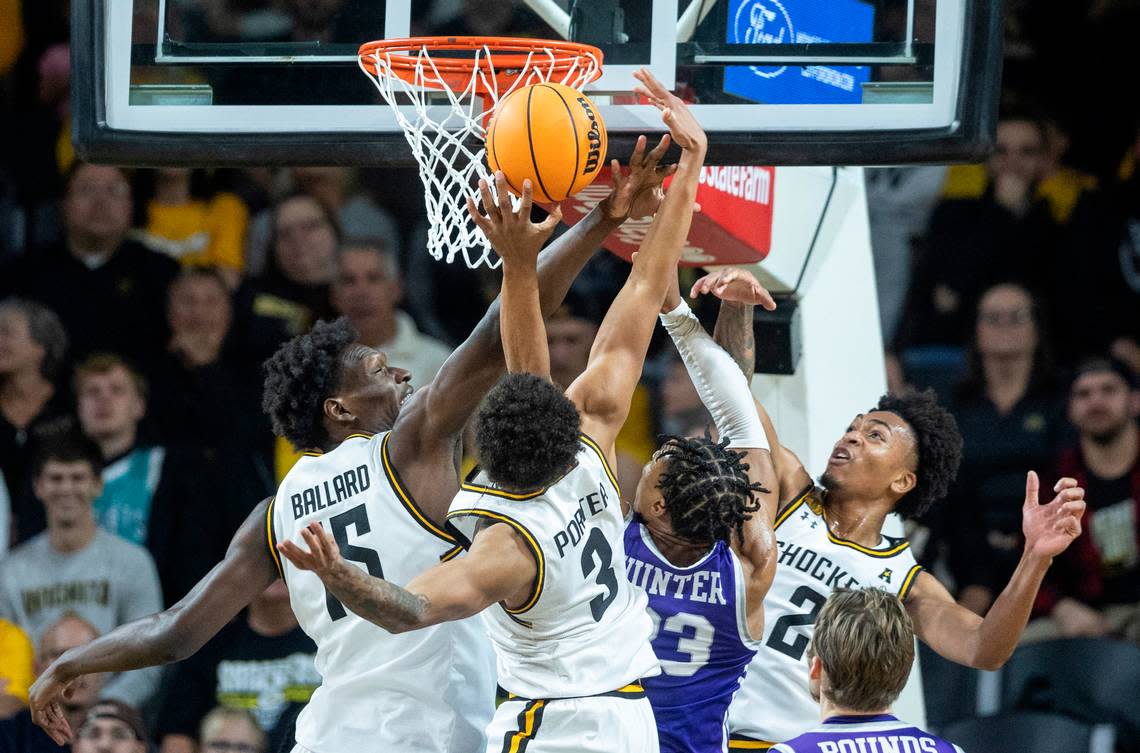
top-left (809, 588), bottom-right (915, 712)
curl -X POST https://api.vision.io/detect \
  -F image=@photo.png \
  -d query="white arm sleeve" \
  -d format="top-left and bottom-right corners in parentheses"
top-left (659, 300), bottom-right (768, 451)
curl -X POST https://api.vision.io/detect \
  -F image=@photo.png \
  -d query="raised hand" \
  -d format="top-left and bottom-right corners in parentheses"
top-left (601, 134), bottom-right (676, 221)
top-left (278, 522), bottom-right (346, 579)
top-left (1022, 472), bottom-right (1086, 560)
top-left (691, 267), bottom-right (777, 311)
top-left (633, 67), bottom-right (707, 152)
top-left (467, 173), bottom-right (562, 265)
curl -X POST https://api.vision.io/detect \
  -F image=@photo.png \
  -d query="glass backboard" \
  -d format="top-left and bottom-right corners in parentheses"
top-left (74, 0), bottom-right (1001, 166)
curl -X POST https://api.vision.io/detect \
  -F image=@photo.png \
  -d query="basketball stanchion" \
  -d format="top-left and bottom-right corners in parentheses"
top-left (358, 37), bottom-right (603, 269)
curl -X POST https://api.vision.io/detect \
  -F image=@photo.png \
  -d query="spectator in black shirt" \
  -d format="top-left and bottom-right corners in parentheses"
top-left (896, 116), bottom-right (1059, 350)
top-left (233, 193), bottom-right (338, 369)
top-left (0, 163), bottom-right (180, 364)
top-left (1029, 358), bottom-right (1140, 643)
top-left (155, 580), bottom-right (318, 753)
top-left (0, 299), bottom-right (74, 540)
top-left (929, 283), bottom-right (1065, 614)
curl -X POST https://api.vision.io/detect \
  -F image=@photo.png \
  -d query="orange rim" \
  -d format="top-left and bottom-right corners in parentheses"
top-left (358, 36), bottom-right (603, 94)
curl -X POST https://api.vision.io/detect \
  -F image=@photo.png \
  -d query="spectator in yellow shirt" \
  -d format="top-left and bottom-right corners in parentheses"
top-left (0, 618), bottom-right (33, 717)
top-left (133, 169), bottom-right (250, 285)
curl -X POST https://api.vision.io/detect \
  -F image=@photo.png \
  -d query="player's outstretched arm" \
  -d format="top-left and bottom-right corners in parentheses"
top-left (701, 268), bottom-right (814, 500)
top-left (469, 175), bottom-right (561, 378)
top-left (29, 498), bottom-right (280, 744)
top-left (907, 472), bottom-right (1086, 669)
top-left (279, 521), bottom-right (536, 632)
top-left (567, 69), bottom-right (706, 465)
top-left (658, 268), bottom-right (779, 638)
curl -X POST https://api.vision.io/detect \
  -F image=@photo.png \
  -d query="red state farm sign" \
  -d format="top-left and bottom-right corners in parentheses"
top-left (559, 165), bottom-right (775, 268)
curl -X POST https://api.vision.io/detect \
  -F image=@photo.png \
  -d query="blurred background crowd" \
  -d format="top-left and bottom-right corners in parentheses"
top-left (0, 1), bottom-right (1138, 752)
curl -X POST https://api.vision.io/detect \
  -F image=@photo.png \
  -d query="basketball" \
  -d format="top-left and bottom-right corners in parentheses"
top-left (485, 82), bottom-right (608, 204)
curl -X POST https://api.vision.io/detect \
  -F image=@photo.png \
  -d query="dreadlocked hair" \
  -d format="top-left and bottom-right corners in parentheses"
top-left (873, 389), bottom-right (963, 519)
top-left (656, 433), bottom-right (769, 547)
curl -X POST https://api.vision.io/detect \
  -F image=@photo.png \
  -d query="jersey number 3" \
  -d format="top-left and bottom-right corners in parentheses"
top-left (581, 528), bottom-right (619, 622)
top-left (765, 585), bottom-right (826, 660)
top-left (324, 504), bottom-right (384, 621)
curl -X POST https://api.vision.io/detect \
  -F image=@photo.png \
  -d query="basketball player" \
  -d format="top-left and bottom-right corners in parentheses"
top-left (695, 267), bottom-right (1088, 749)
top-left (26, 133), bottom-right (677, 753)
top-left (276, 67), bottom-right (706, 753)
top-left (623, 268), bottom-right (780, 753)
top-left (771, 588), bottom-right (963, 753)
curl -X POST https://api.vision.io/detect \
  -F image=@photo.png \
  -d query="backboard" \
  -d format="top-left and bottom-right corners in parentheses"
top-left (74, 0), bottom-right (1001, 166)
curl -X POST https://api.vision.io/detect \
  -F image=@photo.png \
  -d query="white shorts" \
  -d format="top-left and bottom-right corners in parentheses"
top-left (487, 694), bottom-right (658, 753)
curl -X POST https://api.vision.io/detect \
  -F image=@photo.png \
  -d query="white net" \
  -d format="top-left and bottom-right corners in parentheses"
top-left (358, 40), bottom-right (601, 268)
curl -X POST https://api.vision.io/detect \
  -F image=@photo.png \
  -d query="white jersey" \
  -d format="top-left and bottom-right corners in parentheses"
top-left (728, 487), bottom-right (923, 745)
top-left (270, 432), bottom-right (495, 753)
top-left (447, 435), bottom-right (660, 700)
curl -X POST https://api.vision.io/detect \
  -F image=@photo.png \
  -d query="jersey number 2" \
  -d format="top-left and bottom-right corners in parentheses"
top-left (581, 528), bottom-right (619, 622)
top-left (765, 585), bottom-right (826, 660)
top-left (324, 504), bottom-right (384, 621)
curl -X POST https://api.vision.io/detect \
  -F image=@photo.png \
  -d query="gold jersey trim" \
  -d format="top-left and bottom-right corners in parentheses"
top-left (380, 432), bottom-right (457, 544)
top-left (446, 508), bottom-right (545, 615)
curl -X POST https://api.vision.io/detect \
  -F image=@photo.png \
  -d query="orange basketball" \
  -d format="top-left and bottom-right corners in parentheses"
top-left (486, 83), bottom-right (607, 204)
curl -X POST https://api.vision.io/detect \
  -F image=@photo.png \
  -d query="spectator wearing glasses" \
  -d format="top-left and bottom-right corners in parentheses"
top-left (198, 708), bottom-right (267, 753)
top-left (896, 115), bottom-right (1059, 351)
top-left (233, 192), bottom-right (338, 368)
top-left (0, 163), bottom-right (180, 364)
top-left (73, 700), bottom-right (146, 753)
top-left (923, 283), bottom-right (1065, 615)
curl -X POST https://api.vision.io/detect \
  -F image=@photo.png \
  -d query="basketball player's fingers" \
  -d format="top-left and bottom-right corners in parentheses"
top-left (644, 134), bottom-right (671, 166)
top-left (1053, 477), bottom-right (1078, 492)
top-left (301, 524), bottom-right (330, 563)
top-left (494, 172), bottom-right (516, 216)
top-left (478, 178), bottom-right (501, 222)
top-left (609, 159), bottom-right (624, 190)
top-left (692, 200), bottom-right (701, 213)
top-left (634, 67), bottom-right (673, 101)
top-left (632, 86), bottom-right (665, 112)
top-left (538, 203), bottom-right (563, 233)
top-left (628, 134), bottom-right (648, 167)
top-left (1023, 470), bottom-right (1040, 509)
top-left (465, 195), bottom-right (491, 232)
top-left (277, 540), bottom-right (314, 570)
top-left (517, 179), bottom-right (534, 219)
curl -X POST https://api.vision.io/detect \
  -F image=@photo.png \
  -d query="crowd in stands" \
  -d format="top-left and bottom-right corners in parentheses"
top-left (0, 0), bottom-right (1137, 751)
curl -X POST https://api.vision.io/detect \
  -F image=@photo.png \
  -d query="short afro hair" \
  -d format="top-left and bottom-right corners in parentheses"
top-left (262, 318), bottom-right (357, 451)
top-left (476, 373), bottom-right (581, 491)
top-left (657, 434), bottom-right (766, 547)
top-left (873, 389), bottom-right (962, 519)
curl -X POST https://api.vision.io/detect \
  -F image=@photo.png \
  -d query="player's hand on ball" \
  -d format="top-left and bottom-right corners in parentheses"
top-left (279, 522), bottom-right (346, 578)
top-left (691, 268), bottom-right (777, 311)
top-left (633, 67), bottom-right (707, 152)
top-left (467, 172), bottom-right (562, 265)
top-left (1021, 472), bottom-right (1086, 560)
top-left (602, 134), bottom-right (677, 221)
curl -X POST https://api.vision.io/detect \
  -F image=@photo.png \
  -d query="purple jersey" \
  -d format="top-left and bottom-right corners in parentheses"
top-left (624, 521), bottom-right (760, 753)
top-left (772, 715), bottom-right (966, 753)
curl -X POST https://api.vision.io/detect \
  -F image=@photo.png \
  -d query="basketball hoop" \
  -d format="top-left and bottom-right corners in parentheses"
top-left (358, 37), bottom-right (603, 268)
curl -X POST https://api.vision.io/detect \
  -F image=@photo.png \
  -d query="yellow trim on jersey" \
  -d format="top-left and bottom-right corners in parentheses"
top-left (439, 544), bottom-right (463, 562)
top-left (728, 738), bottom-right (775, 750)
top-left (579, 434), bottom-right (621, 496)
top-left (774, 486), bottom-right (814, 529)
top-left (502, 699), bottom-right (546, 753)
top-left (505, 682), bottom-right (646, 702)
top-left (460, 481), bottom-right (548, 501)
top-left (266, 498), bottom-right (285, 580)
top-left (447, 509), bottom-right (545, 614)
top-left (380, 433), bottom-right (457, 544)
top-left (824, 532), bottom-right (911, 558)
top-left (298, 433), bottom-right (374, 459)
top-left (899, 563), bottom-right (923, 600)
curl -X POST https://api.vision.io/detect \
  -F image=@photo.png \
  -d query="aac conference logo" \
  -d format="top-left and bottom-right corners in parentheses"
top-left (733, 0), bottom-right (795, 79)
